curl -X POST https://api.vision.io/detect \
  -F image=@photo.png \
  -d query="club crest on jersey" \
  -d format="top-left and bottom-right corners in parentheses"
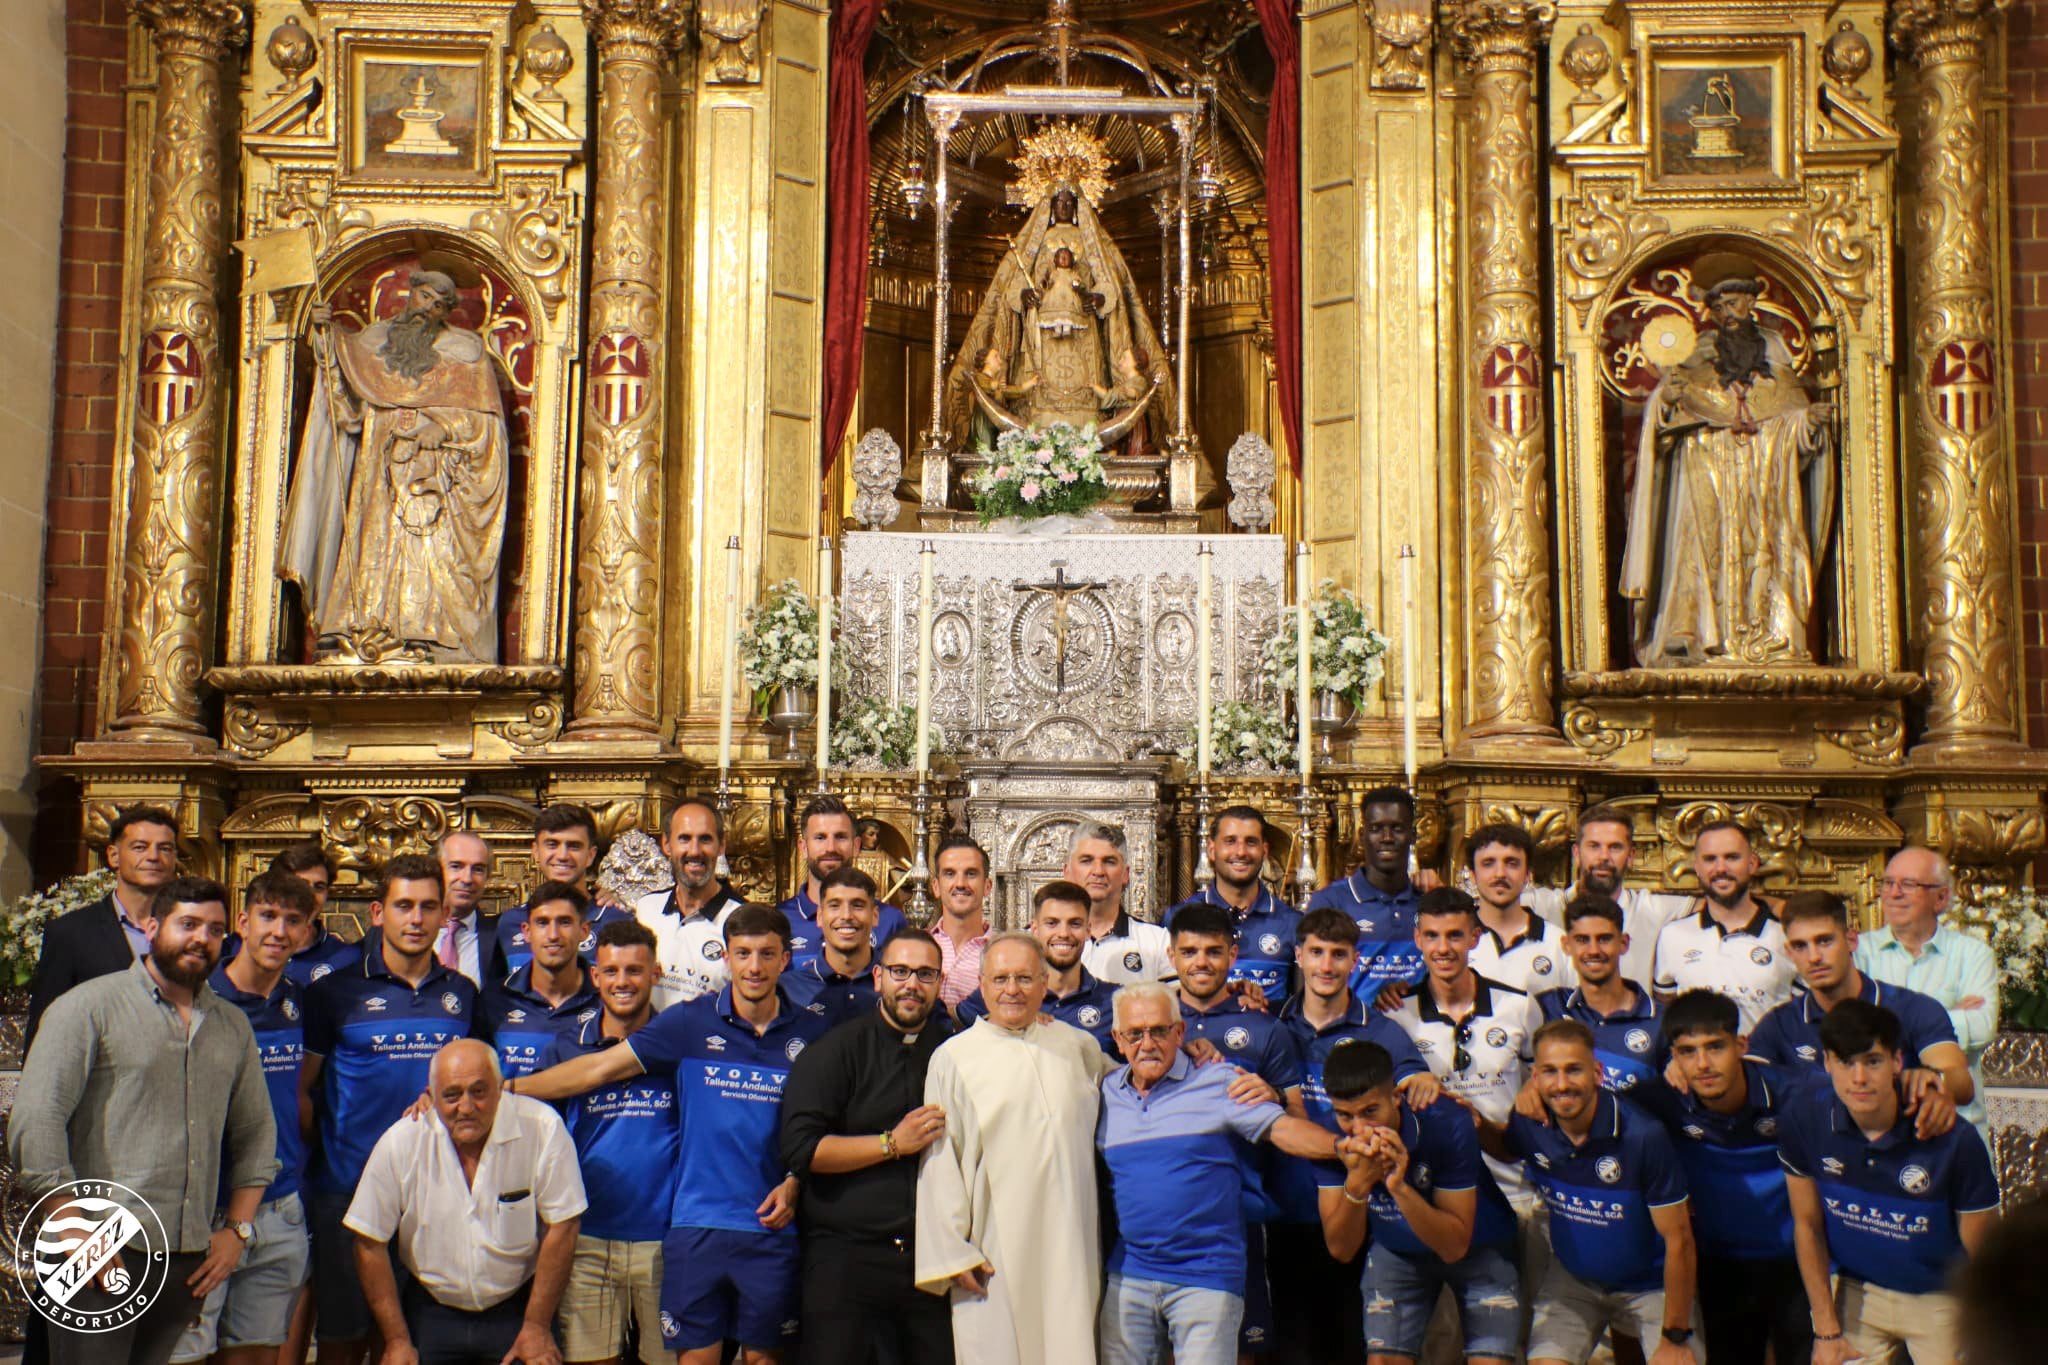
top-left (1225, 1027), bottom-right (1251, 1051)
top-left (311, 965), bottom-right (334, 981)
top-left (1625, 1029), bottom-right (1651, 1054)
top-left (1123, 952), bottom-right (1143, 973)
top-left (1532, 956), bottom-right (1554, 976)
top-left (785, 1038), bottom-right (806, 1061)
top-left (703, 942), bottom-right (724, 960)
top-left (1750, 946), bottom-right (1774, 966)
top-left (1260, 934), bottom-right (1282, 955)
top-left (1078, 1006), bottom-right (1103, 1026)
top-left (442, 993), bottom-right (462, 1014)
top-left (1900, 1164), bottom-right (1932, 1194)
top-left (282, 999), bottom-right (299, 1021)
top-left (1486, 1027), bottom-right (1508, 1048)
top-left (1411, 1162), bottom-right (1432, 1191)
top-left (1596, 1156), bottom-right (1622, 1185)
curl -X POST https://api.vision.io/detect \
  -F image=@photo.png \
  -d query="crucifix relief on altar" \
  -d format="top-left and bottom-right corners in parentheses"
top-left (1013, 562), bottom-right (1109, 694)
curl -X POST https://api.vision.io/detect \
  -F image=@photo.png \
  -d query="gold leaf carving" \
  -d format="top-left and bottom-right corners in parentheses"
top-left (1767, 185), bottom-right (1877, 326)
top-left (1560, 702), bottom-right (1647, 758)
top-left (1560, 183), bottom-right (1668, 326)
top-left (321, 797), bottom-right (453, 875)
top-left (223, 702), bottom-right (307, 757)
top-left (1813, 711), bottom-right (1905, 764)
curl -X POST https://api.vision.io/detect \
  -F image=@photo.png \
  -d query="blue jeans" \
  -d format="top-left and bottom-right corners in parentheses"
top-left (1363, 1240), bottom-right (1520, 1360)
top-left (1099, 1273), bottom-right (1244, 1365)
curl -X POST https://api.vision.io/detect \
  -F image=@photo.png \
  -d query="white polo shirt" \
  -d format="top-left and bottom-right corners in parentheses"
top-left (345, 1093), bottom-right (588, 1311)
top-left (633, 886), bottom-right (742, 1008)
top-left (1469, 911), bottom-right (1579, 997)
top-left (1081, 909), bottom-right (1175, 985)
top-left (1391, 974), bottom-right (1542, 1202)
top-left (1652, 901), bottom-right (1796, 1034)
top-left (1524, 884), bottom-right (1691, 987)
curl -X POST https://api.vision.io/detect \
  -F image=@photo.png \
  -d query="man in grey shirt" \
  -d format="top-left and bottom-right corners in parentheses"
top-left (10, 876), bottom-right (277, 1365)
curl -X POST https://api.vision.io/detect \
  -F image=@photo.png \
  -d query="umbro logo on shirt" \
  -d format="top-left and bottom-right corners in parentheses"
top-left (1534, 1153), bottom-right (1551, 1169)
top-left (364, 997), bottom-right (388, 1012)
top-left (1797, 1045), bottom-right (1818, 1062)
top-left (311, 965), bottom-right (334, 980)
top-left (1683, 949), bottom-right (1704, 964)
top-left (577, 1009), bottom-right (598, 1023)
top-left (705, 1035), bottom-right (727, 1051)
top-left (1356, 918), bottom-right (1376, 933)
top-left (1823, 1156), bottom-right (1845, 1176)
top-left (1683, 1124), bottom-right (1706, 1140)
top-left (507, 1010), bottom-right (528, 1023)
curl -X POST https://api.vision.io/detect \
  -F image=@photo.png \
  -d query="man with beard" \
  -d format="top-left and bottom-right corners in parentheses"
top-left (1620, 269), bottom-right (1836, 666)
top-left (781, 928), bottom-right (959, 1364)
top-left (13, 878), bottom-right (278, 1365)
top-left (1533, 896), bottom-right (1667, 1094)
top-left (1307, 787), bottom-right (1429, 996)
top-left (281, 268), bottom-right (511, 663)
top-left (780, 794), bottom-right (906, 972)
top-left (1167, 807), bottom-right (1302, 998)
top-left (636, 794), bottom-right (746, 1006)
top-left (495, 804), bottom-right (631, 977)
top-left (1522, 808), bottom-right (1689, 990)
top-left (1463, 824), bottom-right (1576, 997)
top-left (956, 880), bottom-right (1119, 1051)
top-left (1652, 821), bottom-right (1794, 1032)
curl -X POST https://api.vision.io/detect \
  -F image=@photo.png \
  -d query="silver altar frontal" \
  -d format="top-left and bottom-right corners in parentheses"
top-left (839, 530), bottom-right (1286, 923)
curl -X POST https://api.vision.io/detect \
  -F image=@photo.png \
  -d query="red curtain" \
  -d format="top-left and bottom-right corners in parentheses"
top-left (1251, 0), bottom-right (1303, 472)
top-left (820, 0), bottom-right (884, 471)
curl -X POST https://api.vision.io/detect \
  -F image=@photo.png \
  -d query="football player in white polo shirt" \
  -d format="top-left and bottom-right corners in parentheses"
top-left (1464, 822), bottom-right (1578, 997)
top-left (1068, 821), bottom-right (1173, 985)
top-left (1652, 821), bottom-right (1795, 1033)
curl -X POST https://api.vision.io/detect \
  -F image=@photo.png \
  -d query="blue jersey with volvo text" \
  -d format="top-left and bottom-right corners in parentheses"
top-left (1505, 1091), bottom-right (1689, 1294)
top-left (782, 956), bottom-right (882, 1027)
top-left (494, 900), bottom-right (634, 977)
top-left (1630, 1061), bottom-right (1798, 1260)
top-left (208, 964), bottom-right (307, 1202)
top-left (774, 889), bottom-right (908, 974)
top-left (476, 964), bottom-right (601, 1078)
top-left (1536, 983), bottom-right (1668, 1094)
top-left (1305, 872), bottom-right (1425, 994)
top-left (1166, 886), bottom-right (1302, 998)
top-left (1748, 976), bottom-right (1958, 1084)
top-left (1272, 993), bottom-right (1427, 1222)
top-left (539, 1015), bottom-right (681, 1242)
top-left (1316, 1097), bottom-right (1518, 1259)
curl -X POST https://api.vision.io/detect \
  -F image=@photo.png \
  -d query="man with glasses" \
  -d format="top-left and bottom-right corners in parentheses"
top-left (1856, 846), bottom-right (1996, 1141)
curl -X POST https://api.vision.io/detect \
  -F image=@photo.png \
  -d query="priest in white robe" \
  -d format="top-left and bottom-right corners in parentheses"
top-left (915, 932), bottom-right (1113, 1364)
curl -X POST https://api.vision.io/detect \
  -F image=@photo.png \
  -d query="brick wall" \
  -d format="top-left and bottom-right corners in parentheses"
top-left (2012, 4), bottom-right (2048, 750)
top-left (35, 0), bottom-right (127, 880)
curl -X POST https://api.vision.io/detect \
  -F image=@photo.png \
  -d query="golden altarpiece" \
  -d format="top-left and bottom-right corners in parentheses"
top-left (46, 0), bottom-right (2043, 924)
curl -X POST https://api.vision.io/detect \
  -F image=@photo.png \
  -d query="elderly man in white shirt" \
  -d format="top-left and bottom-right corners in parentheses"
top-left (346, 1039), bottom-right (586, 1365)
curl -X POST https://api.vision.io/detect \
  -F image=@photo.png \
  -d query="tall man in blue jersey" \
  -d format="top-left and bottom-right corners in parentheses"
top-left (495, 804), bottom-right (631, 976)
top-left (1535, 896), bottom-right (1666, 1095)
top-left (477, 880), bottom-right (600, 1078)
top-left (170, 872), bottom-right (315, 1365)
top-left (779, 793), bottom-right (906, 972)
top-left (1167, 807), bottom-right (1301, 997)
top-left (1306, 786), bottom-right (1427, 995)
top-left (300, 854), bottom-right (477, 1365)
top-left (537, 917), bottom-right (677, 1365)
top-left (783, 867), bottom-right (884, 1024)
top-left (511, 904), bottom-right (829, 1365)
top-left (1782, 999), bottom-right (1998, 1365)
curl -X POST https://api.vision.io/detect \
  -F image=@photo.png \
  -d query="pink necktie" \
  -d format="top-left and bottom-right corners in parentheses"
top-left (437, 920), bottom-right (462, 972)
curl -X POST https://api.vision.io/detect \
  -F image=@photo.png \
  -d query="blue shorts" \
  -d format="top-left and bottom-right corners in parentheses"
top-left (1363, 1239), bottom-right (1519, 1361)
top-left (659, 1226), bottom-right (801, 1351)
top-left (1240, 1224), bottom-right (1274, 1354)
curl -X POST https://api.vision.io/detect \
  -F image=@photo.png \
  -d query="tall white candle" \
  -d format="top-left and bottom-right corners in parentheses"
top-left (816, 537), bottom-right (833, 775)
top-left (1196, 542), bottom-right (1214, 776)
top-left (718, 535), bottom-right (740, 772)
top-left (1400, 544), bottom-right (1418, 785)
top-left (914, 541), bottom-right (936, 774)
top-left (1296, 541), bottom-right (1312, 782)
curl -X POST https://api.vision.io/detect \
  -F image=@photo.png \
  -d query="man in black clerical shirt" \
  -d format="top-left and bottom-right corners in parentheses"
top-left (780, 928), bottom-right (957, 1364)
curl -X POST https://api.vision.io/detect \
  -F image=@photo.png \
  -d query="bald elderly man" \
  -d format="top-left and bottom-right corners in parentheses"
top-left (346, 1040), bottom-right (586, 1365)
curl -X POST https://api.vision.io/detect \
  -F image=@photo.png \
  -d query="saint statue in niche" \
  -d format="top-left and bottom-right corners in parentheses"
top-left (279, 269), bottom-right (511, 664)
top-left (1619, 268), bottom-right (1836, 667)
top-left (943, 184), bottom-right (1173, 452)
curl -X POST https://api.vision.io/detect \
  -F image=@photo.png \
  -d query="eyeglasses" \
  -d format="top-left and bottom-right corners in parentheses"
top-left (1115, 1025), bottom-right (1182, 1044)
top-left (879, 964), bottom-right (942, 985)
top-left (1879, 878), bottom-right (1941, 895)
top-left (986, 973), bottom-right (1043, 989)
top-left (1451, 1018), bottom-right (1475, 1074)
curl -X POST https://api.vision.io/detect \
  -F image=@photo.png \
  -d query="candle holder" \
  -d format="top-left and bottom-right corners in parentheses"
top-left (1293, 779), bottom-right (1318, 901)
top-left (904, 774), bottom-right (935, 926)
top-left (714, 770), bottom-right (734, 880)
top-left (1191, 776), bottom-right (1215, 888)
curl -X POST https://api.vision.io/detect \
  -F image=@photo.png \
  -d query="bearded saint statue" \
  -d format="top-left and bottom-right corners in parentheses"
top-left (1619, 275), bottom-right (1837, 667)
top-left (279, 269), bottom-right (511, 664)
top-left (942, 185), bottom-right (1173, 451)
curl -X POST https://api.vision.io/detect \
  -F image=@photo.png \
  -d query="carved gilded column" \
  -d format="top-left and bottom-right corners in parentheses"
top-left (1446, 0), bottom-right (1561, 745)
top-left (567, 0), bottom-right (687, 741)
top-left (107, 0), bottom-right (248, 742)
top-left (1892, 0), bottom-right (2022, 756)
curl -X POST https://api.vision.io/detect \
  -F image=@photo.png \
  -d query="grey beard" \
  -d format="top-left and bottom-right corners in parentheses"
top-left (380, 308), bottom-right (446, 381)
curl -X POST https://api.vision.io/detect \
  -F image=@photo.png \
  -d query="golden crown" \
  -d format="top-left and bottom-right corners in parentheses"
top-left (1010, 121), bottom-right (1112, 208)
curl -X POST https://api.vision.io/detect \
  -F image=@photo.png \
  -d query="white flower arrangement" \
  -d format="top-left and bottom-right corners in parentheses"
top-left (1987, 890), bottom-right (2048, 1030)
top-left (0, 866), bottom-right (117, 989)
top-left (968, 423), bottom-right (1111, 523)
top-left (1262, 578), bottom-right (1392, 709)
top-left (829, 697), bottom-right (943, 771)
top-left (1182, 700), bottom-right (1298, 774)
top-left (738, 580), bottom-right (847, 714)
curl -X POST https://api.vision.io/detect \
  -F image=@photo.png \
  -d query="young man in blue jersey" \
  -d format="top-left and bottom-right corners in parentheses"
top-left (1272, 907), bottom-right (1438, 1365)
top-left (1782, 999), bottom-right (1998, 1365)
top-left (1317, 1040), bottom-right (1522, 1365)
top-left (1097, 981), bottom-right (1337, 1365)
top-left (537, 917), bottom-right (677, 1365)
top-left (269, 841), bottom-right (362, 985)
top-left (495, 804), bottom-right (630, 976)
top-left (169, 872), bottom-right (316, 1365)
top-left (1750, 890), bottom-right (1974, 1114)
top-left (1476, 1019), bottom-right (1701, 1365)
top-left (477, 880), bottom-right (600, 1078)
top-left (1167, 807), bottom-right (1301, 998)
top-left (778, 794), bottom-right (906, 972)
top-left (783, 866), bottom-right (884, 1025)
top-left (300, 853), bottom-right (476, 1365)
top-left (1306, 787), bottom-right (1427, 996)
top-left (956, 880), bottom-right (1119, 1049)
top-left (510, 903), bottom-right (829, 1365)
top-left (1536, 896), bottom-right (1666, 1095)
top-left (1624, 989), bottom-right (1809, 1362)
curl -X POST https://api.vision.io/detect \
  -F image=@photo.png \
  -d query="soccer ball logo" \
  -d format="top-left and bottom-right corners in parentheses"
top-left (1225, 1027), bottom-right (1251, 1051)
top-left (1900, 1165), bottom-right (1932, 1194)
top-left (1595, 1157), bottom-right (1622, 1185)
top-left (1625, 1029), bottom-right (1651, 1054)
top-left (1750, 946), bottom-right (1774, 966)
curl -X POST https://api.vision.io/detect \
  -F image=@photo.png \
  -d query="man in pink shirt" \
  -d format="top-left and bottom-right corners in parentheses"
top-left (932, 835), bottom-right (993, 1008)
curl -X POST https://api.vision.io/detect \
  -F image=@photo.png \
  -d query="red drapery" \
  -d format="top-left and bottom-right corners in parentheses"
top-left (1251, 0), bottom-right (1303, 472)
top-left (820, 0), bottom-right (883, 471)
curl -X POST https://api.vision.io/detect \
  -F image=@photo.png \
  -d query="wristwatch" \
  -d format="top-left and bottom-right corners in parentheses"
top-left (1662, 1327), bottom-right (1694, 1346)
top-left (228, 1221), bottom-right (255, 1245)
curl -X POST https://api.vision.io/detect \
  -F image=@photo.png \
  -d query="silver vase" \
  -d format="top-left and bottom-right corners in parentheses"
top-left (1310, 689), bottom-right (1356, 758)
top-left (765, 683), bottom-right (818, 761)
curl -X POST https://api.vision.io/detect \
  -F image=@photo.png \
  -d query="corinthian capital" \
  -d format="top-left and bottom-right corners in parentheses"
top-left (584, 0), bottom-right (690, 61)
top-left (130, 0), bottom-right (249, 59)
top-left (1442, 0), bottom-right (1556, 72)
top-left (1889, 0), bottom-right (2010, 64)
